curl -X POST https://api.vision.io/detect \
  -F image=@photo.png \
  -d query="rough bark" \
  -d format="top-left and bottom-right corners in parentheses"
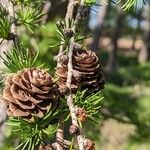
top-left (55, 1), bottom-right (86, 149)
top-left (65, 1), bottom-right (85, 149)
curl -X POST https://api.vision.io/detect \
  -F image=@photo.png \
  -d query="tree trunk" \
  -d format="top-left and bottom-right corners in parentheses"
top-left (48, 0), bottom-right (68, 20)
top-left (132, 11), bottom-right (142, 50)
top-left (138, 3), bottom-right (150, 64)
top-left (138, 29), bottom-right (150, 63)
top-left (90, 2), bottom-right (108, 51)
top-left (106, 7), bottom-right (124, 72)
top-left (41, 1), bottom-right (51, 24)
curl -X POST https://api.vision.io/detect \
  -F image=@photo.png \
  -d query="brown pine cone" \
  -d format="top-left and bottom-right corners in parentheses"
top-left (73, 48), bottom-right (105, 93)
top-left (37, 144), bottom-right (52, 150)
top-left (69, 124), bottom-right (79, 135)
top-left (2, 68), bottom-right (59, 122)
top-left (56, 49), bottom-right (105, 94)
top-left (84, 139), bottom-right (95, 150)
top-left (76, 107), bottom-right (88, 122)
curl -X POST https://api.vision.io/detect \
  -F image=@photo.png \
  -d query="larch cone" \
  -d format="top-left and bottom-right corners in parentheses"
top-left (2, 68), bottom-right (60, 122)
top-left (56, 48), bottom-right (105, 94)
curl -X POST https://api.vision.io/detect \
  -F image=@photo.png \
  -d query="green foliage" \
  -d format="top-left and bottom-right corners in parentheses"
top-left (20, 21), bottom-right (59, 72)
top-left (15, 0), bottom-right (45, 6)
top-left (6, 106), bottom-right (67, 150)
top-left (0, 43), bottom-right (39, 73)
top-left (58, 90), bottom-right (103, 126)
top-left (103, 82), bottom-right (150, 141)
top-left (84, 0), bottom-right (96, 6)
top-left (101, 51), bottom-right (150, 145)
top-left (58, 90), bottom-right (103, 125)
top-left (117, 0), bottom-right (145, 10)
top-left (55, 19), bottom-right (90, 53)
top-left (84, 0), bottom-right (144, 9)
top-left (17, 6), bottom-right (43, 32)
top-left (7, 117), bottom-right (40, 150)
top-left (55, 19), bottom-right (74, 49)
top-left (74, 90), bottom-right (103, 124)
top-left (0, 4), bottom-right (11, 39)
top-left (119, 63), bottom-right (150, 86)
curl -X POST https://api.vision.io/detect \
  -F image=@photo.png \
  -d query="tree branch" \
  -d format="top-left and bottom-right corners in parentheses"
top-left (54, 120), bottom-right (64, 150)
top-left (8, 0), bottom-right (17, 42)
top-left (55, 0), bottom-right (75, 67)
top-left (54, 0), bottom-right (76, 148)
top-left (41, 1), bottom-right (51, 24)
top-left (65, 0), bottom-right (75, 20)
top-left (66, 40), bottom-right (85, 150)
top-left (66, 0), bottom-right (86, 150)
top-left (55, 0), bottom-right (90, 149)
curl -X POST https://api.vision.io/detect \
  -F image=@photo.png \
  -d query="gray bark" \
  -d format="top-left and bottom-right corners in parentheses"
top-left (90, 3), bottom-right (108, 51)
top-left (106, 6), bottom-right (124, 72)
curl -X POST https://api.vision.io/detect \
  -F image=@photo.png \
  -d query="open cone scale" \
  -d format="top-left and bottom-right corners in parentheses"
top-left (2, 68), bottom-right (59, 122)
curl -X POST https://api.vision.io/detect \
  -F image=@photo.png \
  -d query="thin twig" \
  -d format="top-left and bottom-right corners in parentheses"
top-left (65, 0), bottom-right (75, 20)
top-left (55, 120), bottom-right (64, 150)
top-left (54, 0), bottom-right (76, 148)
top-left (55, 0), bottom-right (75, 67)
top-left (54, 0), bottom-right (75, 148)
top-left (66, 31), bottom-right (85, 150)
top-left (66, 0), bottom-right (86, 150)
top-left (56, 0), bottom-right (89, 149)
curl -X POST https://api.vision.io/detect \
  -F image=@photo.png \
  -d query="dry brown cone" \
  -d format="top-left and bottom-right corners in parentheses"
top-left (56, 48), bottom-right (105, 94)
top-left (84, 139), bottom-right (95, 150)
top-left (76, 107), bottom-right (88, 123)
top-left (37, 144), bottom-right (52, 150)
top-left (2, 68), bottom-right (60, 122)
